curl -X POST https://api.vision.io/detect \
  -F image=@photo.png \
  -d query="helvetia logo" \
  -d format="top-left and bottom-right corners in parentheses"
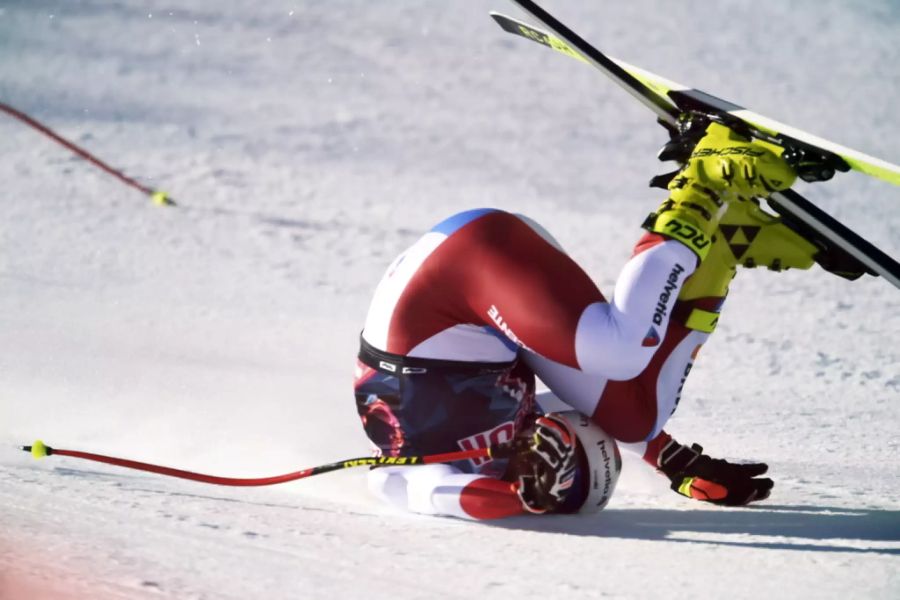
top-left (652, 263), bottom-right (685, 326)
top-left (593, 439), bottom-right (616, 508)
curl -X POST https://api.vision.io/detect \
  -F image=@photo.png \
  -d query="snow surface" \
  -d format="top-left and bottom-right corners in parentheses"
top-left (1, 0), bottom-right (898, 598)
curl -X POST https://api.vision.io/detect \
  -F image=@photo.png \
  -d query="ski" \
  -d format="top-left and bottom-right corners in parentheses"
top-left (492, 5), bottom-right (677, 128)
top-left (491, 1), bottom-right (900, 290)
top-left (491, 10), bottom-right (900, 186)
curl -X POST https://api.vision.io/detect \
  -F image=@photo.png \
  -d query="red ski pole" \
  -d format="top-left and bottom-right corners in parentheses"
top-left (0, 101), bottom-right (175, 206)
top-left (19, 440), bottom-right (509, 487)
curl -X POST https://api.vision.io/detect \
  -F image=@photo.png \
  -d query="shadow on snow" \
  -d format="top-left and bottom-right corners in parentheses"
top-left (488, 504), bottom-right (900, 555)
top-left (43, 465), bottom-right (900, 554)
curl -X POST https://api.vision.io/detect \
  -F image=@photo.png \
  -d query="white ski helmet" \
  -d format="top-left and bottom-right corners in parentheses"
top-left (549, 410), bottom-right (622, 513)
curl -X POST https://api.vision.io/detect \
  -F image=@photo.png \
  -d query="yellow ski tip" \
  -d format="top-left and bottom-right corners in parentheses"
top-left (30, 440), bottom-right (50, 459)
top-left (151, 191), bottom-right (176, 207)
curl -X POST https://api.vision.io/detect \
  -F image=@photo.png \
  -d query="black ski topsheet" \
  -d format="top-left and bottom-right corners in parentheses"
top-left (493, 10), bottom-right (899, 186)
top-left (494, 0), bottom-right (900, 291)
top-left (770, 190), bottom-right (899, 289)
top-left (494, 1), bottom-right (679, 126)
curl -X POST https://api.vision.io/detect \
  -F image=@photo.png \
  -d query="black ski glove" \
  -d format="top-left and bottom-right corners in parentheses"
top-left (510, 414), bottom-right (579, 514)
top-left (658, 440), bottom-right (773, 506)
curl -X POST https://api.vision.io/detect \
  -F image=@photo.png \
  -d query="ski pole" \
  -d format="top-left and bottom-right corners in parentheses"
top-left (0, 101), bottom-right (175, 207)
top-left (18, 440), bottom-right (511, 487)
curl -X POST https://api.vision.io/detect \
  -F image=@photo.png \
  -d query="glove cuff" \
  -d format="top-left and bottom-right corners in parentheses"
top-left (657, 440), bottom-right (703, 477)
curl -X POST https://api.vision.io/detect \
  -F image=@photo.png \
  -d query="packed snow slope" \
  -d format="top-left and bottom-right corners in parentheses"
top-left (1, 1), bottom-right (898, 598)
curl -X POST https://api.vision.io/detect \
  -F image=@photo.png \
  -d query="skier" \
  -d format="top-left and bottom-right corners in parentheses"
top-left (354, 122), bottom-right (812, 519)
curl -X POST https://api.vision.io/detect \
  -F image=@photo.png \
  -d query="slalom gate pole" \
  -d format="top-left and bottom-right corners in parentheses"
top-left (18, 440), bottom-right (505, 487)
top-left (0, 101), bottom-right (175, 206)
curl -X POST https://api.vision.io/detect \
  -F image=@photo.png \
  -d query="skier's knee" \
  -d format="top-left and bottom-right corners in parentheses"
top-left (575, 303), bottom-right (655, 379)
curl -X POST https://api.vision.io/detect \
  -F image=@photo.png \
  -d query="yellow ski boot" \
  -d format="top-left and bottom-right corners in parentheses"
top-left (642, 120), bottom-right (821, 333)
top-left (643, 121), bottom-right (797, 263)
top-left (679, 198), bottom-right (820, 300)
